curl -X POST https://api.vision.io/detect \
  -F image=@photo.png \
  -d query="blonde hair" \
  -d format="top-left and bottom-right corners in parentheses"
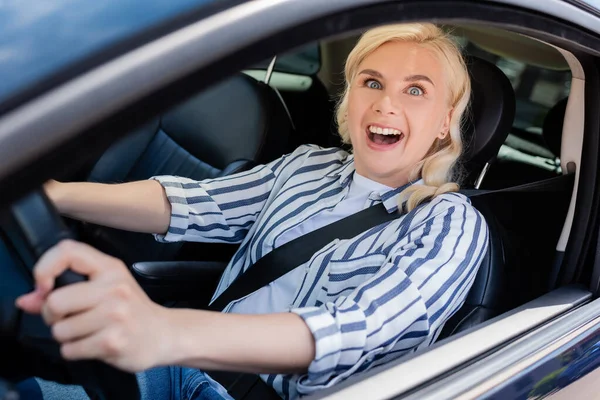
top-left (336, 23), bottom-right (471, 211)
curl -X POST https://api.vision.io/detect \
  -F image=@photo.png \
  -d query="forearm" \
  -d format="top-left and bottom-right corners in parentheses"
top-left (48, 180), bottom-right (171, 234)
top-left (162, 309), bottom-right (315, 374)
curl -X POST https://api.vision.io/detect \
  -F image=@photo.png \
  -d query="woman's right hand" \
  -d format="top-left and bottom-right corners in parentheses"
top-left (16, 240), bottom-right (173, 372)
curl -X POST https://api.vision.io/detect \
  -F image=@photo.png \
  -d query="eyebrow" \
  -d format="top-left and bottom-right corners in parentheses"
top-left (406, 74), bottom-right (435, 87)
top-left (358, 69), bottom-right (384, 79)
top-left (358, 69), bottom-right (435, 87)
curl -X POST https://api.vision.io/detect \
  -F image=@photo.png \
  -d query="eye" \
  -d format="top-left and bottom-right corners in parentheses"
top-left (407, 86), bottom-right (424, 96)
top-left (365, 79), bottom-right (382, 90)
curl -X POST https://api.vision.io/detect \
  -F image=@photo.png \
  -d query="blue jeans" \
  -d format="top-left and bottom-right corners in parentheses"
top-left (139, 367), bottom-right (234, 400)
top-left (24, 367), bottom-right (234, 400)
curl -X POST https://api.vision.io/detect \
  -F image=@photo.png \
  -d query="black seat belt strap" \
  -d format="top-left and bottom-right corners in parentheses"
top-left (208, 202), bottom-right (399, 311)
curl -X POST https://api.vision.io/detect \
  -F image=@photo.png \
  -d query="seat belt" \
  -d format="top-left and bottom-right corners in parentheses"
top-left (208, 202), bottom-right (403, 311)
top-left (208, 173), bottom-right (574, 399)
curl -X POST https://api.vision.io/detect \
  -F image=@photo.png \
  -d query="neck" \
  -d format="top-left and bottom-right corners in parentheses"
top-left (353, 165), bottom-right (414, 189)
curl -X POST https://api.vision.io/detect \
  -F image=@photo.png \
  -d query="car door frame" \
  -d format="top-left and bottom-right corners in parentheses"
top-left (1, 0), bottom-right (600, 399)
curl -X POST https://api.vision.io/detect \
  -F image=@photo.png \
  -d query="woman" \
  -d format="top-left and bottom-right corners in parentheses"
top-left (17, 23), bottom-right (488, 399)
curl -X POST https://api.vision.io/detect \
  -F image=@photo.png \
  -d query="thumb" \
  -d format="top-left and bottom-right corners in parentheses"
top-left (15, 285), bottom-right (51, 314)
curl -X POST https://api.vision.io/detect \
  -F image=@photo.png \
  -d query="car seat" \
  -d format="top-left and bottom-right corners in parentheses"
top-left (79, 74), bottom-right (295, 265)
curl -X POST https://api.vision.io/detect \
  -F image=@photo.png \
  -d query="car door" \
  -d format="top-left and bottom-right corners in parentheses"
top-left (0, 1), bottom-right (599, 399)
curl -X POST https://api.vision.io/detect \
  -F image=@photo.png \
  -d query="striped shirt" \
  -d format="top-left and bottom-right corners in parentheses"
top-left (152, 144), bottom-right (489, 399)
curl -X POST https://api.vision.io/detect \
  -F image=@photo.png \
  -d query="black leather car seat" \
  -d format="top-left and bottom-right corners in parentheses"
top-left (80, 73), bottom-right (295, 265)
top-left (437, 56), bottom-right (516, 338)
top-left (440, 95), bottom-right (574, 338)
top-left (461, 56), bottom-right (516, 187)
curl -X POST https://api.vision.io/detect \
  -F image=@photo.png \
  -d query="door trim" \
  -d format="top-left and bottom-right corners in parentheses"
top-left (311, 286), bottom-right (591, 400)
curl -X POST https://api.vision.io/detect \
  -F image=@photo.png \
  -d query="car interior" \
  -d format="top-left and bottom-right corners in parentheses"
top-left (66, 24), bottom-right (574, 303)
top-left (0, 18), bottom-right (586, 400)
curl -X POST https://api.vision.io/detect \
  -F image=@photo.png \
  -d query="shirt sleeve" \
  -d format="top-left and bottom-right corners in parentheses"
top-left (151, 145), bottom-right (315, 244)
top-left (290, 194), bottom-right (489, 394)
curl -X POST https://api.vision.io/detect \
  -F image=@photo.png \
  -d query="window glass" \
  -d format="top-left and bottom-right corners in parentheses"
top-left (462, 41), bottom-right (571, 136)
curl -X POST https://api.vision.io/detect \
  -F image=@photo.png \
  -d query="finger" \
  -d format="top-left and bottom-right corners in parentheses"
top-left (33, 240), bottom-right (116, 292)
top-left (15, 286), bottom-right (49, 314)
top-left (61, 328), bottom-right (125, 364)
top-left (40, 281), bottom-right (107, 325)
top-left (19, 241), bottom-right (122, 317)
top-left (51, 306), bottom-right (106, 343)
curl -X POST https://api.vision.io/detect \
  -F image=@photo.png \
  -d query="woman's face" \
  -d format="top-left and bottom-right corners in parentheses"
top-left (346, 41), bottom-right (453, 187)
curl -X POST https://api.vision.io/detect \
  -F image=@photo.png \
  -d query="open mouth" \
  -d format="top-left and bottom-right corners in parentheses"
top-left (366, 125), bottom-right (404, 146)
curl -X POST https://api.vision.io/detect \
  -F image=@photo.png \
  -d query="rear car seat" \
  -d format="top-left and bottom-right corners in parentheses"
top-left (480, 97), bottom-right (566, 189)
top-left (78, 74), bottom-right (295, 265)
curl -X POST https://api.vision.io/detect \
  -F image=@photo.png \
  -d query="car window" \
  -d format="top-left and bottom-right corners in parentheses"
top-left (498, 61), bottom-right (570, 134)
top-left (456, 37), bottom-right (571, 172)
top-left (461, 39), bottom-right (571, 136)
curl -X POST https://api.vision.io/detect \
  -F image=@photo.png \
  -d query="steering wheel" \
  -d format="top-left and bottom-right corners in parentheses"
top-left (0, 189), bottom-right (140, 400)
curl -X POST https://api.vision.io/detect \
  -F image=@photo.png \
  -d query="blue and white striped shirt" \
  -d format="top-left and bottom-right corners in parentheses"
top-left (152, 144), bottom-right (489, 399)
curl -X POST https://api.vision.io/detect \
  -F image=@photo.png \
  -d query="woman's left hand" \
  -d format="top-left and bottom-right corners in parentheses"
top-left (15, 240), bottom-right (172, 373)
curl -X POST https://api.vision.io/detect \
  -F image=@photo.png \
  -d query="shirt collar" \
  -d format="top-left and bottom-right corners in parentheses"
top-left (379, 178), bottom-right (424, 213)
top-left (326, 155), bottom-right (424, 214)
top-left (351, 172), bottom-right (393, 195)
top-left (380, 181), bottom-right (413, 213)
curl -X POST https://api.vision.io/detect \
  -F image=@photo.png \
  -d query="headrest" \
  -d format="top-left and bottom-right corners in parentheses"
top-left (542, 97), bottom-right (567, 157)
top-left (161, 74), bottom-right (293, 169)
top-left (462, 56), bottom-right (516, 167)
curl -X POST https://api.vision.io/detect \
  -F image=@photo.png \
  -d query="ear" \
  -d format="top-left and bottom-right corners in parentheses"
top-left (437, 107), bottom-right (454, 139)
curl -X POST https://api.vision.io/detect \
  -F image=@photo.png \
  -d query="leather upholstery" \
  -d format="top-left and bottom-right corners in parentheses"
top-left (82, 74), bottom-right (294, 265)
top-left (132, 261), bottom-right (227, 305)
top-left (439, 200), bottom-right (505, 338)
top-left (433, 58), bottom-right (516, 338)
top-left (431, 55), bottom-right (565, 341)
top-left (462, 56), bottom-right (516, 179)
top-left (440, 96), bottom-right (570, 337)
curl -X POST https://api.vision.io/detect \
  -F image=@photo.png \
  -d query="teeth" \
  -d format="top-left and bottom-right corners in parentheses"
top-left (368, 125), bottom-right (401, 136)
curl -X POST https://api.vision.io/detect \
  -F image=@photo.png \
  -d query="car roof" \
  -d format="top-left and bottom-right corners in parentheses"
top-left (1, 0), bottom-right (598, 110)
top-left (0, 0), bottom-right (223, 105)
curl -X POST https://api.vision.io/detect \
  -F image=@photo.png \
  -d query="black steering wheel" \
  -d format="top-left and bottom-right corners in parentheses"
top-left (0, 189), bottom-right (140, 400)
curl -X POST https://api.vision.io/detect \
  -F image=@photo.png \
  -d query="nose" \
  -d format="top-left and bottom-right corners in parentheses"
top-left (373, 95), bottom-right (400, 115)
